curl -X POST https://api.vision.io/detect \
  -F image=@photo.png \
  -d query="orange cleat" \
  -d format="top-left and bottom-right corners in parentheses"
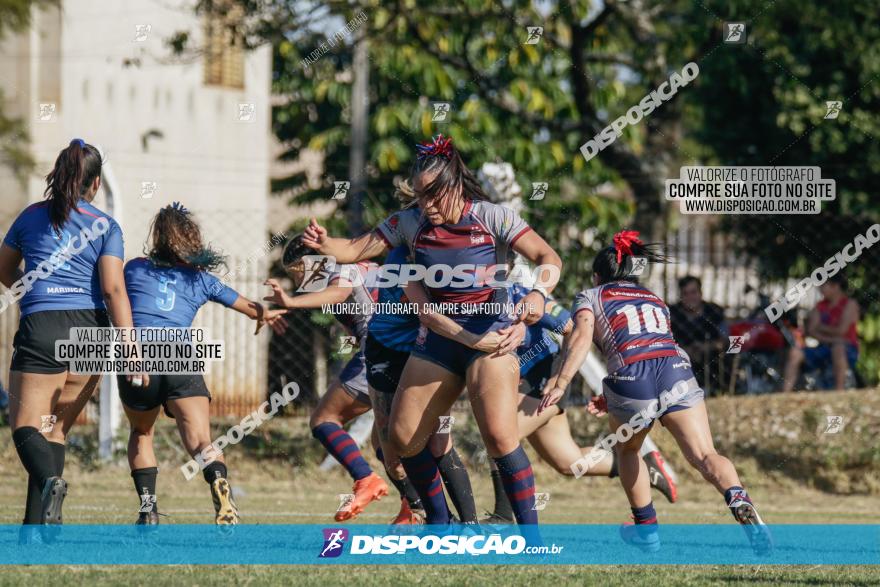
top-left (390, 498), bottom-right (426, 525)
top-left (334, 472), bottom-right (389, 522)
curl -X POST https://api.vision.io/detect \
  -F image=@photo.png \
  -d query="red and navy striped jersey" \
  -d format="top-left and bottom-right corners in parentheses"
top-left (374, 200), bottom-right (531, 317)
top-left (572, 281), bottom-right (681, 371)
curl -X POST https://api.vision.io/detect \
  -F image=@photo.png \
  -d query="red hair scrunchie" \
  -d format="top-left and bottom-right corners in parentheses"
top-left (613, 230), bottom-right (642, 264)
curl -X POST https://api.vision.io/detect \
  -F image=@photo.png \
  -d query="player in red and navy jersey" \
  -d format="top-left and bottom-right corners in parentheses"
top-left (264, 236), bottom-right (390, 522)
top-left (0, 140), bottom-right (140, 541)
top-left (543, 231), bottom-right (771, 554)
top-left (301, 136), bottom-right (561, 531)
top-left (118, 203), bottom-right (287, 526)
top-left (481, 283), bottom-right (678, 525)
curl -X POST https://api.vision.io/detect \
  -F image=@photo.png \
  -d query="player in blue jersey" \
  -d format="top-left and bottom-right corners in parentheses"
top-left (301, 136), bottom-right (560, 531)
top-left (117, 203), bottom-right (287, 525)
top-left (481, 283), bottom-right (677, 524)
top-left (264, 236), bottom-right (390, 522)
top-left (543, 230), bottom-right (771, 554)
top-left (0, 140), bottom-right (138, 538)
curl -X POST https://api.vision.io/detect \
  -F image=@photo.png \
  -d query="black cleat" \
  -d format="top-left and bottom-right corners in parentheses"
top-left (479, 511), bottom-right (515, 526)
top-left (40, 477), bottom-right (67, 525)
top-left (136, 510), bottom-right (160, 525)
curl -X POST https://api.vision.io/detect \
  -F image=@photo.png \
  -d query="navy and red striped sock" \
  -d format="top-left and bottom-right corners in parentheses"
top-left (494, 446), bottom-right (538, 525)
top-left (631, 502), bottom-right (657, 525)
top-left (311, 422), bottom-right (371, 481)
top-left (400, 447), bottom-right (450, 524)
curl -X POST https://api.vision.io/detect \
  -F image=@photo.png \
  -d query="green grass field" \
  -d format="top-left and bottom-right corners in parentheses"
top-left (1, 391), bottom-right (878, 585)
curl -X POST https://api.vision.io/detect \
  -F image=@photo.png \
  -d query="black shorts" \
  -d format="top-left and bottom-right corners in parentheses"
top-left (364, 333), bottom-right (411, 395)
top-left (519, 353), bottom-right (569, 412)
top-left (117, 373), bottom-right (210, 417)
top-left (11, 308), bottom-right (109, 374)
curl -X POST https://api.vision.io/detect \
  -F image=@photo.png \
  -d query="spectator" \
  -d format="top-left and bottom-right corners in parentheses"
top-left (669, 275), bottom-right (728, 391)
top-left (783, 274), bottom-right (859, 391)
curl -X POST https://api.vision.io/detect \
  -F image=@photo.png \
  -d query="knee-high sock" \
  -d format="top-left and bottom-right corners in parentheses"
top-left (132, 467), bottom-right (159, 513)
top-left (489, 468), bottom-right (515, 521)
top-left (14, 428), bottom-right (58, 525)
top-left (312, 422), bottom-right (371, 481)
top-left (493, 446), bottom-right (537, 525)
top-left (376, 447), bottom-right (422, 510)
top-left (435, 448), bottom-right (477, 523)
top-left (400, 446), bottom-right (450, 524)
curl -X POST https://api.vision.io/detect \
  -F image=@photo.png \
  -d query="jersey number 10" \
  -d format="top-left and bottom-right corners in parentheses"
top-left (616, 304), bottom-right (669, 334)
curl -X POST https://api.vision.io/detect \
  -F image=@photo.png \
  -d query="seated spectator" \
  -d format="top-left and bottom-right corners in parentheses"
top-left (669, 275), bottom-right (728, 390)
top-left (783, 274), bottom-right (860, 391)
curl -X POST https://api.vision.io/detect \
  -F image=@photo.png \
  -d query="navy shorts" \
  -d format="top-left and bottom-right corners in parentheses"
top-left (411, 315), bottom-right (509, 378)
top-left (602, 354), bottom-right (704, 425)
top-left (339, 351), bottom-right (370, 406)
top-left (364, 333), bottom-right (411, 395)
top-left (519, 354), bottom-right (569, 412)
top-left (117, 373), bottom-right (210, 418)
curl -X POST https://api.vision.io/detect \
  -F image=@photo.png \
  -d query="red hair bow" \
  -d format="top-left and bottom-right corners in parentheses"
top-left (416, 134), bottom-right (454, 159)
top-left (613, 230), bottom-right (642, 264)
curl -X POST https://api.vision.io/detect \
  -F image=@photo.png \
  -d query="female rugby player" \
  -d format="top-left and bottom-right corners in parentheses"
top-left (264, 237), bottom-right (390, 522)
top-left (0, 140), bottom-right (136, 537)
top-left (542, 230), bottom-right (770, 554)
top-left (118, 202), bottom-right (287, 525)
top-left (482, 282), bottom-right (677, 524)
top-left (301, 136), bottom-right (561, 529)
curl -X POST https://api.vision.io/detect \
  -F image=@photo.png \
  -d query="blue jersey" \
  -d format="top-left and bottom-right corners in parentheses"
top-left (2, 200), bottom-right (124, 316)
top-left (368, 246), bottom-right (420, 352)
top-left (124, 257), bottom-right (239, 328)
top-left (511, 283), bottom-right (571, 376)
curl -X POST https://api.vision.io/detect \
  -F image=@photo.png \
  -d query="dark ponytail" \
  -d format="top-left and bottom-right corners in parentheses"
top-left (43, 139), bottom-right (103, 230)
top-left (410, 135), bottom-right (490, 219)
top-left (146, 202), bottom-right (226, 272)
top-left (592, 230), bottom-right (673, 284)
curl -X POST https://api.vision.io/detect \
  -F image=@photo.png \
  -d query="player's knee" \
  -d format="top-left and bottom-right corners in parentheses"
top-left (482, 429), bottom-right (518, 457)
top-left (389, 424), bottom-right (419, 457)
top-left (428, 433), bottom-right (451, 458)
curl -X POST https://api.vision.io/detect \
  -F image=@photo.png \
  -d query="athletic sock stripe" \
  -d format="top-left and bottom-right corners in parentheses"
top-left (511, 487), bottom-right (535, 502)
top-left (510, 467), bottom-right (533, 482)
top-left (334, 438), bottom-right (356, 452)
top-left (325, 428), bottom-right (346, 442)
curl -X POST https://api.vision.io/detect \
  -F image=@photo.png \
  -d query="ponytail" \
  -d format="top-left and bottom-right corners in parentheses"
top-left (43, 139), bottom-right (103, 230)
top-left (592, 230), bottom-right (673, 284)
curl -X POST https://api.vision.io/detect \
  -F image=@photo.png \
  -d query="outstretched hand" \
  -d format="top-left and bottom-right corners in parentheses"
top-left (301, 218), bottom-right (328, 251)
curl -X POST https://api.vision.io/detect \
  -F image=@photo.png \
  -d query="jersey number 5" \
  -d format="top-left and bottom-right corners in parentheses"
top-left (156, 277), bottom-right (177, 312)
top-left (616, 304), bottom-right (669, 334)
